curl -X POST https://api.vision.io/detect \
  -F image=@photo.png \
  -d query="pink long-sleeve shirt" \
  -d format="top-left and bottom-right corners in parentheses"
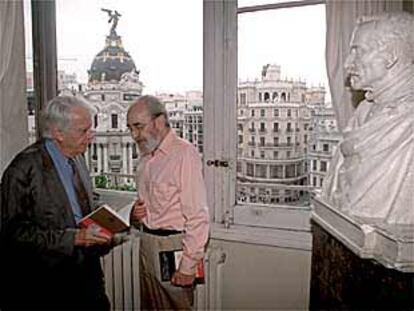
top-left (137, 130), bottom-right (209, 275)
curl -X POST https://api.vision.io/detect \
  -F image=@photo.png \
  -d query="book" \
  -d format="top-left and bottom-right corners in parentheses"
top-left (79, 204), bottom-right (133, 239)
top-left (159, 249), bottom-right (205, 285)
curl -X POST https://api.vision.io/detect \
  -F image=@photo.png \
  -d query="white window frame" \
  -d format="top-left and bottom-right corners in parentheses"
top-left (203, 0), bottom-right (323, 248)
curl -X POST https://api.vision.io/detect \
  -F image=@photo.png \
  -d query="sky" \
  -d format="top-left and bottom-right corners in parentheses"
top-left (24, 0), bottom-right (329, 98)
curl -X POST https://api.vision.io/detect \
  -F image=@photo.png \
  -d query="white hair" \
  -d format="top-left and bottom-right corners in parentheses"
top-left (42, 96), bottom-right (92, 138)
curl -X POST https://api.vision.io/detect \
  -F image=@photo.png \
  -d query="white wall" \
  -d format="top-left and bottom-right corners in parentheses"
top-left (207, 237), bottom-right (311, 310)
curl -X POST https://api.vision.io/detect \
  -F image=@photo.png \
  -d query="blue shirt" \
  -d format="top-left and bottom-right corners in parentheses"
top-left (45, 139), bottom-right (83, 224)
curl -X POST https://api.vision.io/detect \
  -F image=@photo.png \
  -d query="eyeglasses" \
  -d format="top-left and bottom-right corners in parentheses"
top-left (128, 113), bottom-right (162, 133)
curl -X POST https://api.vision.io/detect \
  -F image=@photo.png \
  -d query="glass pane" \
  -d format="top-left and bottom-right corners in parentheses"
top-left (238, 0), bottom-right (305, 8)
top-left (54, 0), bottom-right (202, 190)
top-left (23, 0), bottom-right (35, 143)
top-left (237, 4), bottom-right (339, 211)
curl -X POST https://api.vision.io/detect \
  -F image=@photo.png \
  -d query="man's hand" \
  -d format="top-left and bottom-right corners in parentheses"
top-left (171, 271), bottom-right (195, 287)
top-left (74, 228), bottom-right (111, 247)
top-left (131, 198), bottom-right (147, 222)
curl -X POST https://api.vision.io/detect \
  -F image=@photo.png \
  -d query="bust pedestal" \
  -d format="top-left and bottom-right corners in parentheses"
top-left (310, 197), bottom-right (414, 310)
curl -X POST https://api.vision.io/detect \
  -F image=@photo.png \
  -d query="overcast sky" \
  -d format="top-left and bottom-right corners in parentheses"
top-left (24, 0), bottom-right (328, 98)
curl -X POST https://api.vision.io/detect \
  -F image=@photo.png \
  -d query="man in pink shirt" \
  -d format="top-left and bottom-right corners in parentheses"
top-left (127, 95), bottom-right (209, 310)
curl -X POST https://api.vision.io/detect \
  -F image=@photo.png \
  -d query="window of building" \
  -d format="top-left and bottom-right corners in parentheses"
top-left (260, 109), bottom-right (265, 117)
top-left (273, 151), bottom-right (278, 159)
top-left (274, 137), bottom-right (279, 146)
top-left (320, 160), bottom-right (327, 172)
top-left (270, 165), bottom-right (284, 178)
top-left (285, 164), bottom-right (295, 178)
top-left (312, 160), bottom-right (317, 171)
top-left (247, 163), bottom-right (254, 176)
top-left (94, 114), bottom-right (98, 128)
top-left (273, 122), bottom-right (279, 132)
top-left (238, 135), bottom-right (243, 144)
top-left (260, 150), bottom-right (265, 158)
top-left (240, 93), bottom-right (246, 105)
top-left (260, 137), bottom-right (265, 146)
top-left (287, 109), bottom-right (291, 117)
top-left (255, 164), bottom-right (267, 178)
top-left (132, 143), bottom-right (138, 159)
top-left (274, 109), bottom-right (279, 117)
top-left (111, 114), bottom-right (118, 129)
top-left (251, 109), bottom-right (255, 117)
top-left (323, 143), bottom-right (329, 152)
top-left (260, 122), bottom-right (265, 132)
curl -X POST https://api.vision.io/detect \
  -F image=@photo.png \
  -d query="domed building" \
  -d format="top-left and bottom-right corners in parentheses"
top-left (88, 34), bottom-right (138, 84)
top-left (82, 19), bottom-right (143, 188)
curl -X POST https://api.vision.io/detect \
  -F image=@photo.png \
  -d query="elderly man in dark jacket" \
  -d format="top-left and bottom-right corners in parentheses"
top-left (0, 96), bottom-right (112, 310)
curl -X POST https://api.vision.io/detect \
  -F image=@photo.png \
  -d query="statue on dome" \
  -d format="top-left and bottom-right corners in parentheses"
top-left (101, 8), bottom-right (121, 36)
top-left (322, 12), bottom-right (414, 225)
top-left (120, 69), bottom-right (141, 87)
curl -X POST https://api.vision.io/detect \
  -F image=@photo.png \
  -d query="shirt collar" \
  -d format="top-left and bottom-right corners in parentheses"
top-left (45, 139), bottom-right (71, 166)
top-left (154, 129), bottom-right (175, 156)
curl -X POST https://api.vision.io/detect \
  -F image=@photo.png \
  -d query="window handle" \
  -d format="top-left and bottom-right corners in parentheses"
top-left (206, 159), bottom-right (229, 168)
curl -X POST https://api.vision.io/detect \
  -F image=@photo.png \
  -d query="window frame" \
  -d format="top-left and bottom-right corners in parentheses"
top-left (203, 0), bottom-right (323, 248)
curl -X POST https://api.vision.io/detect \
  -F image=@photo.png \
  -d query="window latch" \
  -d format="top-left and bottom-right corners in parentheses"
top-left (206, 159), bottom-right (229, 168)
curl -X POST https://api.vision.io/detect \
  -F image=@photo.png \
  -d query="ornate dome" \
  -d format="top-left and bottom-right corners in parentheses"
top-left (88, 33), bottom-right (137, 83)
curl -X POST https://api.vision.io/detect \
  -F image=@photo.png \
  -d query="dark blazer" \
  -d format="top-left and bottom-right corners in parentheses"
top-left (0, 140), bottom-right (110, 310)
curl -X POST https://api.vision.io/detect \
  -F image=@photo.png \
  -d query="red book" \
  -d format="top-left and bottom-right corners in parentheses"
top-left (79, 204), bottom-right (131, 239)
top-left (159, 249), bottom-right (205, 284)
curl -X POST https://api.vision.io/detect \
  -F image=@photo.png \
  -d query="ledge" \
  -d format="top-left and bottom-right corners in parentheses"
top-left (210, 223), bottom-right (312, 251)
top-left (312, 196), bottom-right (414, 273)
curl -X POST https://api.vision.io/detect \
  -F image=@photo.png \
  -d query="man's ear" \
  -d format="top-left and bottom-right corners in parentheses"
top-left (384, 47), bottom-right (399, 69)
top-left (51, 126), bottom-right (64, 142)
top-left (154, 114), bottom-right (167, 128)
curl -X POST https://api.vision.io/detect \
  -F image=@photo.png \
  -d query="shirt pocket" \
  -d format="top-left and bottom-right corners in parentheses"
top-left (151, 182), bottom-right (178, 209)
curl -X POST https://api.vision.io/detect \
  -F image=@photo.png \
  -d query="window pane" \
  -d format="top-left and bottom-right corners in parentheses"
top-left (238, 0), bottom-right (306, 8)
top-left (54, 0), bottom-right (202, 190)
top-left (236, 4), bottom-right (328, 210)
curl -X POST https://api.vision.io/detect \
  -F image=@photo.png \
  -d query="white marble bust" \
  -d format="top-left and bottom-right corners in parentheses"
top-left (322, 12), bottom-right (414, 225)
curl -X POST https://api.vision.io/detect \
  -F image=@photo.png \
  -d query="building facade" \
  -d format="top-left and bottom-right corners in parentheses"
top-left (236, 64), bottom-right (325, 204)
top-left (307, 104), bottom-right (341, 191)
top-left (81, 26), bottom-right (143, 187)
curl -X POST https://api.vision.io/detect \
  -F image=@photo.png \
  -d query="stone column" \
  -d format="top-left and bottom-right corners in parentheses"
top-left (103, 144), bottom-right (109, 173)
top-left (127, 143), bottom-right (133, 175)
top-left (122, 143), bottom-right (128, 175)
top-left (97, 144), bottom-right (102, 174)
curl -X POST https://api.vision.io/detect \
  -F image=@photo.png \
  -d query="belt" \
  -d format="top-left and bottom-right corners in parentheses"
top-left (142, 224), bottom-right (182, 236)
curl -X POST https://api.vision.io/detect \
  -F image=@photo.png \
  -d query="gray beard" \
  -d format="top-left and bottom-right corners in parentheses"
top-left (138, 135), bottom-right (160, 155)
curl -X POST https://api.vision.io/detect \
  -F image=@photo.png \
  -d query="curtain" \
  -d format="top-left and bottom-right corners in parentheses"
top-left (0, 0), bottom-right (28, 176)
top-left (325, 0), bottom-right (404, 131)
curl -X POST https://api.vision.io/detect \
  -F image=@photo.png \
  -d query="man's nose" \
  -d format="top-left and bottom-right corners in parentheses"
top-left (131, 128), bottom-right (141, 141)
